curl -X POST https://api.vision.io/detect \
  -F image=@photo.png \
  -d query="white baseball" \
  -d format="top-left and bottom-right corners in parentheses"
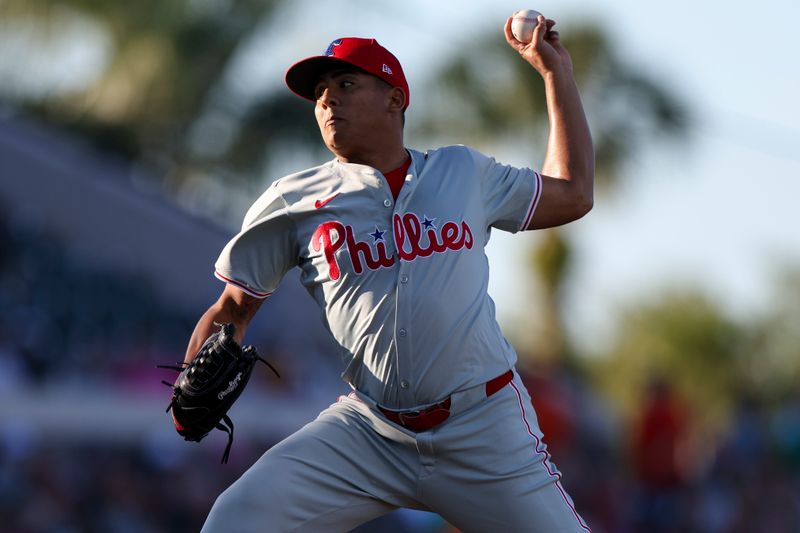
top-left (511, 9), bottom-right (542, 44)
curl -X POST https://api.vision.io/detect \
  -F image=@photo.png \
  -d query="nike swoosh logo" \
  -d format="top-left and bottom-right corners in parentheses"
top-left (314, 193), bottom-right (340, 209)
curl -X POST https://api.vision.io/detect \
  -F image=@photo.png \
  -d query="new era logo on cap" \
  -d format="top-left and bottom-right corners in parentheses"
top-left (285, 37), bottom-right (410, 110)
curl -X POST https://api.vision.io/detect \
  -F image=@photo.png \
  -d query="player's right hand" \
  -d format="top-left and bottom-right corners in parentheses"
top-left (504, 16), bottom-right (573, 78)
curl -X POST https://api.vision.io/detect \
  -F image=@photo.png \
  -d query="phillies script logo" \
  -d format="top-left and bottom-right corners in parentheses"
top-left (311, 213), bottom-right (474, 280)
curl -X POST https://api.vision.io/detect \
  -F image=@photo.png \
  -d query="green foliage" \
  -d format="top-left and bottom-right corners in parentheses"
top-left (531, 230), bottom-right (572, 295)
top-left (588, 283), bottom-right (800, 433)
top-left (744, 269), bottom-right (800, 401)
top-left (3, 0), bottom-right (279, 165)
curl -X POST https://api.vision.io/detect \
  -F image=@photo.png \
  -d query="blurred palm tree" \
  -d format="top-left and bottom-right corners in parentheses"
top-left (0, 0), bottom-right (322, 212)
top-left (412, 24), bottom-right (689, 362)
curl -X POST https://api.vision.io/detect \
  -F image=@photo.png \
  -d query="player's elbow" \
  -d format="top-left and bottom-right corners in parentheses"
top-left (559, 198), bottom-right (592, 225)
top-left (574, 191), bottom-right (593, 219)
top-left (556, 165), bottom-right (594, 220)
top-left (573, 157), bottom-right (595, 218)
top-left (568, 178), bottom-right (593, 220)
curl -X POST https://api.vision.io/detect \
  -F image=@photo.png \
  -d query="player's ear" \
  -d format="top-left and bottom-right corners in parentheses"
top-left (387, 87), bottom-right (406, 113)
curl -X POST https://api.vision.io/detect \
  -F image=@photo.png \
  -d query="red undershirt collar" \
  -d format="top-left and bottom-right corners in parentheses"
top-left (383, 153), bottom-right (412, 201)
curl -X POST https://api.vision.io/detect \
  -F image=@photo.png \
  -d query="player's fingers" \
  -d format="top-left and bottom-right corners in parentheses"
top-left (503, 17), bottom-right (515, 41)
top-left (531, 14), bottom-right (547, 46)
top-left (504, 16), bottom-right (525, 51)
top-left (546, 19), bottom-right (557, 31)
top-left (505, 17), bottom-right (528, 54)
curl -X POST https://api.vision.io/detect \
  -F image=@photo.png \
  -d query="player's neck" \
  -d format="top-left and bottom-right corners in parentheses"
top-left (336, 145), bottom-right (408, 175)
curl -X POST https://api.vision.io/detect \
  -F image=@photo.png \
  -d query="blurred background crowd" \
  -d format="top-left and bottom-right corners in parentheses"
top-left (1, 0), bottom-right (799, 531)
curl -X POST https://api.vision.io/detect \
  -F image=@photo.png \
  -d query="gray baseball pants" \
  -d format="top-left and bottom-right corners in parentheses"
top-left (201, 370), bottom-right (591, 532)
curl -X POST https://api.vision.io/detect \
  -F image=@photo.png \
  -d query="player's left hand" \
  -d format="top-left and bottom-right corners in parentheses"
top-left (160, 323), bottom-right (280, 463)
top-left (504, 16), bottom-right (573, 77)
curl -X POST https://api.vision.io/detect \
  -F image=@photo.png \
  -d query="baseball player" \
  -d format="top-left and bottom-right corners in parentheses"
top-left (189, 14), bottom-right (594, 532)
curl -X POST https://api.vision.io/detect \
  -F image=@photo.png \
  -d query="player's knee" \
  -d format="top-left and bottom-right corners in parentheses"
top-left (205, 458), bottom-right (294, 530)
top-left (203, 477), bottom-right (272, 532)
top-left (203, 484), bottom-right (245, 531)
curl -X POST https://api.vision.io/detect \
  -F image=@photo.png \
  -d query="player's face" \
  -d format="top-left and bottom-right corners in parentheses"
top-left (313, 69), bottom-right (396, 160)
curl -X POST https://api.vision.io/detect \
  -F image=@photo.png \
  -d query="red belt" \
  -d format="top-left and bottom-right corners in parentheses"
top-left (378, 370), bottom-right (513, 432)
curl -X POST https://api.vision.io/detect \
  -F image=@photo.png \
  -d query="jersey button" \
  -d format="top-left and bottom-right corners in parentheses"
top-left (398, 328), bottom-right (407, 337)
top-left (400, 380), bottom-right (410, 389)
top-left (383, 199), bottom-right (392, 207)
top-left (400, 275), bottom-right (408, 284)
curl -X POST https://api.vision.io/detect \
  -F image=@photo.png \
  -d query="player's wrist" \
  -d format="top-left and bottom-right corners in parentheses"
top-left (539, 61), bottom-right (573, 81)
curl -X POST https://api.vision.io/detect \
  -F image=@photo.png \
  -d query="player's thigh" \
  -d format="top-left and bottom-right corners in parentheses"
top-left (431, 477), bottom-right (589, 533)
top-left (423, 376), bottom-right (590, 532)
top-left (201, 401), bottom-right (417, 533)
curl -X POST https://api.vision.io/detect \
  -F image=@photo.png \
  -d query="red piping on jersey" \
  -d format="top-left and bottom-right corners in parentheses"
top-left (520, 172), bottom-right (543, 231)
top-left (214, 271), bottom-right (272, 299)
top-left (510, 380), bottom-right (592, 532)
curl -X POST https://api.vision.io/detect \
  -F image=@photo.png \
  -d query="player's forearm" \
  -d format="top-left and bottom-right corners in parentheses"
top-left (540, 69), bottom-right (595, 204)
top-left (183, 288), bottom-right (262, 364)
top-left (184, 306), bottom-right (230, 364)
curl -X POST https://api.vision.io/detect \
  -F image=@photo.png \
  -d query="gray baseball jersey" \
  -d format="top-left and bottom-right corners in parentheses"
top-left (207, 144), bottom-right (591, 532)
top-left (214, 145), bottom-right (541, 409)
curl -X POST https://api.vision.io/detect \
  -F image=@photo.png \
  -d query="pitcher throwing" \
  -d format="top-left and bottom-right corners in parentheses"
top-left (190, 13), bottom-right (594, 532)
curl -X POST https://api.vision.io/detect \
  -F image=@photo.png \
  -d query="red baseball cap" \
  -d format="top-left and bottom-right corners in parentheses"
top-left (285, 37), bottom-right (410, 110)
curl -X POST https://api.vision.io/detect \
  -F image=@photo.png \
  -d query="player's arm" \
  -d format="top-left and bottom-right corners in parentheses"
top-left (183, 284), bottom-right (265, 365)
top-left (504, 15), bottom-right (595, 230)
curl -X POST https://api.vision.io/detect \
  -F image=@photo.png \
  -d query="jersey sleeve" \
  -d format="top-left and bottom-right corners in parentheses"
top-left (213, 181), bottom-right (297, 298)
top-left (467, 147), bottom-right (542, 233)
